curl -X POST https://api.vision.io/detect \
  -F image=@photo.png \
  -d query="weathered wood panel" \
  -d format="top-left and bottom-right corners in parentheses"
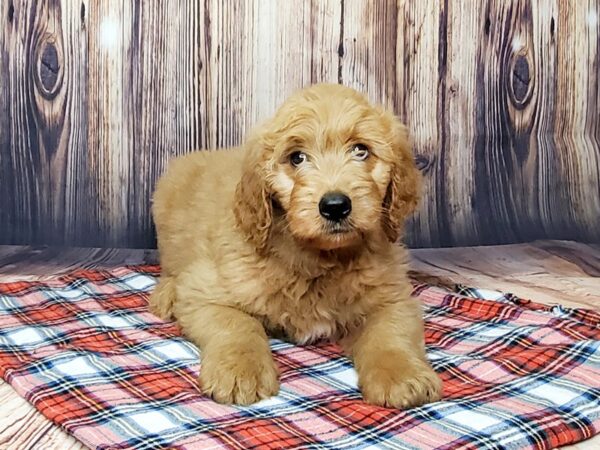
top-left (398, 0), bottom-right (600, 246)
top-left (1, 0), bottom-right (92, 246)
top-left (0, 0), bottom-right (599, 248)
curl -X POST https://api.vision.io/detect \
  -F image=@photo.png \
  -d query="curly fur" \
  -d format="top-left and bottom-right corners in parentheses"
top-left (150, 84), bottom-right (441, 408)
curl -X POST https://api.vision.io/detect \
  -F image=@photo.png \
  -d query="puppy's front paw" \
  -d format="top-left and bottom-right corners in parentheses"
top-left (199, 349), bottom-right (279, 405)
top-left (359, 353), bottom-right (442, 409)
top-left (148, 277), bottom-right (176, 320)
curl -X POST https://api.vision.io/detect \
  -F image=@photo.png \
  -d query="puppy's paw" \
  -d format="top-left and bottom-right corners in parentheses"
top-left (200, 349), bottom-right (279, 405)
top-left (359, 354), bottom-right (442, 409)
top-left (149, 277), bottom-right (176, 320)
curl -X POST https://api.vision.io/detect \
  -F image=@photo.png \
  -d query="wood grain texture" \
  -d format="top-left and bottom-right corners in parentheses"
top-left (396, 1), bottom-right (444, 246)
top-left (410, 240), bottom-right (600, 310)
top-left (0, 241), bottom-right (598, 449)
top-left (1, 0), bottom-right (92, 246)
top-left (0, 1), bottom-right (599, 248)
top-left (0, 245), bottom-right (157, 281)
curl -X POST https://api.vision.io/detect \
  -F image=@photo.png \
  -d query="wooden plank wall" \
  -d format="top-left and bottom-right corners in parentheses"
top-left (1, 0), bottom-right (599, 248)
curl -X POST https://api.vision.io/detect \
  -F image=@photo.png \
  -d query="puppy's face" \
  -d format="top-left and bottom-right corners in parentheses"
top-left (235, 84), bottom-right (420, 252)
top-left (268, 104), bottom-right (393, 250)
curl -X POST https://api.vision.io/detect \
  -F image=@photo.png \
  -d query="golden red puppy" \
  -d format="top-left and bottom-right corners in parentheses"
top-left (150, 83), bottom-right (442, 408)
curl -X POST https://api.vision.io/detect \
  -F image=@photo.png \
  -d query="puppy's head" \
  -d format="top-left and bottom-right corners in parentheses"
top-left (234, 84), bottom-right (420, 252)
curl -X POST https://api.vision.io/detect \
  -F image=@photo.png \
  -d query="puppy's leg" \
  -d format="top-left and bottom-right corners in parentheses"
top-left (176, 303), bottom-right (279, 405)
top-left (149, 276), bottom-right (176, 320)
top-left (345, 296), bottom-right (441, 409)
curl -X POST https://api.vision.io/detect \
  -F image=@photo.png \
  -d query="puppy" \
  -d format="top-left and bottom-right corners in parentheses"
top-left (150, 83), bottom-right (442, 408)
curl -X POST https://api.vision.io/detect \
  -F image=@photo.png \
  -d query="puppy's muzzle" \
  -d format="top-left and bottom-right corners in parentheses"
top-left (319, 192), bottom-right (352, 222)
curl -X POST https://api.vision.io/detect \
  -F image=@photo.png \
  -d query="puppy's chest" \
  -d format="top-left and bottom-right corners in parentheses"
top-left (261, 271), bottom-right (371, 344)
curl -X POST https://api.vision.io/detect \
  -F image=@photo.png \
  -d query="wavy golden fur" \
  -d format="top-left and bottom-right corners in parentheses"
top-left (150, 84), bottom-right (442, 408)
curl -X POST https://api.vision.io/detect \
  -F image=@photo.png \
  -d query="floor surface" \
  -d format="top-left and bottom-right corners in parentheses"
top-left (0, 241), bottom-right (598, 449)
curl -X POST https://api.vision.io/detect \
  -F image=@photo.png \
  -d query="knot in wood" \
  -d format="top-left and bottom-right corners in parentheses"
top-left (34, 34), bottom-right (63, 100)
top-left (414, 154), bottom-right (434, 174)
top-left (509, 54), bottom-right (533, 109)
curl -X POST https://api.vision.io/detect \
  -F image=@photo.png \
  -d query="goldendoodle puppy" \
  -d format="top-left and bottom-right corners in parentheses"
top-left (150, 83), bottom-right (442, 408)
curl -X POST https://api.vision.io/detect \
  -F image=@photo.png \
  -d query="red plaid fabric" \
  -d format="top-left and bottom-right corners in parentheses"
top-left (0, 266), bottom-right (598, 449)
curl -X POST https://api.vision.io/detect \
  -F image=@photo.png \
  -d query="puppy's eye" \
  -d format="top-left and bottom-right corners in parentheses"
top-left (351, 144), bottom-right (370, 161)
top-left (290, 151), bottom-right (308, 167)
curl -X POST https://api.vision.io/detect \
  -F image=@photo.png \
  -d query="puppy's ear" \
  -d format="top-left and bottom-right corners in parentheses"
top-left (233, 133), bottom-right (273, 252)
top-left (381, 115), bottom-right (421, 243)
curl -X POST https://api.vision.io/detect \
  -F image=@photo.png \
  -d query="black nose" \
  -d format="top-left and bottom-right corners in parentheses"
top-left (319, 192), bottom-right (352, 222)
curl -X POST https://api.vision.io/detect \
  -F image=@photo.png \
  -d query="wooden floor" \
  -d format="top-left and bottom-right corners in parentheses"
top-left (0, 241), bottom-right (598, 449)
top-left (409, 240), bottom-right (600, 310)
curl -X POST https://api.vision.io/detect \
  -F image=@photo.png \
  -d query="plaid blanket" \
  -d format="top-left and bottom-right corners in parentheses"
top-left (0, 266), bottom-right (598, 450)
